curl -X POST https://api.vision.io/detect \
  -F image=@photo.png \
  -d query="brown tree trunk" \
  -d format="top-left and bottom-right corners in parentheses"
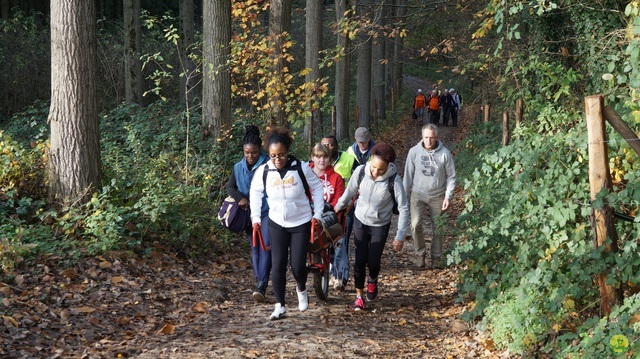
top-left (124, 0), bottom-right (143, 105)
top-left (334, 0), bottom-right (351, 141)
top-left (269, 0), bottom-right (292, 127)
top-left (304, 0), bottom-right (323, 146)
top-left (48, 0), bottom-right (101, 205)
top-left (202, 0), bottom-right (232, 137)
top-left (179, 0), bottom-right (197, 105)
top-left (356, 0), bottom-right (373, 128)
top-left (392, 0), bottom-right (406, 98)
top-left (372, 0), bottom-right (387, 125)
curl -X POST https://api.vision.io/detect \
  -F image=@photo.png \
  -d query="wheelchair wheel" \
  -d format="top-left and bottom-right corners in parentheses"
top-left (313, 250), bottom-right (329, 300)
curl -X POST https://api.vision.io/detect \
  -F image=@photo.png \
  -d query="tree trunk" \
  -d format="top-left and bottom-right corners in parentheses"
top-left (202, 0), bottom-right (232, 137)
top-left (371, 0), bottom-right (386, 126)
top-left (179, 0), bottom-right (197, 105)
top-left (269, 0), bottom-right (292, 127)
top-left (334, 0), bottom-right (351, 141)
top-left (48, 0), bottom-right (101, 205)
top-left (304, 0), bottom-right (323, 146)
top-left (392, 0), bottom-right (406, 98)
top-left (124, 0), bottom-right (143, 105)
top-left (356, 0), bottom-right (373, 128)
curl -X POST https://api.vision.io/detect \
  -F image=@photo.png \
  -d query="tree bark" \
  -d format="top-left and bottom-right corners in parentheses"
top-left (124, 0), bottom-right (143, 105)
top-left (334, 0), bottom-right (351, 141)
top-left (304, 0), bottom-right (323, 146)
top-left (356, 0), bottom-right (373, 128)
top-left (179, 0), bottom-right (197, 105)
top-left (371, 0), bottom-right (387, 126)
top-left (202, 0), bottom-right (232, 137)
top-left (392, 0), bottom-right (406, 98)
top-left (269, 0), bottom-right (292, 127)
top-left (48, 0), bottom-right (101, 205)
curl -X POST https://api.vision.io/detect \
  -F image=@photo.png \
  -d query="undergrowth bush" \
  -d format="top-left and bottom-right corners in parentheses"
top-left (449, 104), bottom-right (640, 356)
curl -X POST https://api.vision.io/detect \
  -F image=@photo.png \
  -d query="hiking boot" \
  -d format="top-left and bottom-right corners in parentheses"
top-left (252, 281), bottom-right (266, 303)
top-left (353, 296), bottom-right (365, 311)
top-left (297, 288), bottom-right (308, 312)
top-left (333, 279), bottom-right (345, 291)
top-left (269, 303), bottom-right (286, 320)
top-left (366, 278), bottom-right (378, 301)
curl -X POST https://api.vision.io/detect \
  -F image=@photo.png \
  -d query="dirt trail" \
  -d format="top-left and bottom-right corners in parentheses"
top-left (0, 80), bottom-right (506, 358)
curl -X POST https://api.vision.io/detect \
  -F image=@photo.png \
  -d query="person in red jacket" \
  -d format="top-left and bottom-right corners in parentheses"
top-left (309, 143), bottom-right (345, 210)
top-left (413, 89), bottom-right (428, 123)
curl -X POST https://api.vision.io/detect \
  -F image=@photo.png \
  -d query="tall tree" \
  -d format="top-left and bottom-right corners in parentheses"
top-left (304, 0), bottom-right (323, 145)
top-left (179, 0), bottom-right (197, 105)
top-left (334, 0), bottom-right (351, 141)
top-left (48, 0), bottom-right (101, 205)
top-left (124, 0), bottom-right (143, 105)
top-left (269, 0), bottom-right (292, 127)
top-left (392, 0), bottom-right (407, 98)
top-left (202, 0), bottom-right (231, 137)
top-left (356, 0), bottom-right (373, 128)
top-left (371, 0), bottom-right (387, 125)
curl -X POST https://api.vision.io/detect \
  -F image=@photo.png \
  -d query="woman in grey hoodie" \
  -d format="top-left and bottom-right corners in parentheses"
top-left (334, 142), bottom-right (409, 311)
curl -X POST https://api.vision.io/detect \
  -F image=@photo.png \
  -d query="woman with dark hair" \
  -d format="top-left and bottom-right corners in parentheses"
top-left (250, 128), bottom-right (324, 320)
top-left (334, 142), bottom-right (409, 311)
top-left (225, 125), bottom-right (271, 303)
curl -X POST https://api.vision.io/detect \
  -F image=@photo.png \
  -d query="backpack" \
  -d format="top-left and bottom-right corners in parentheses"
top-left (356, 165), bottom-right (399, 215)
top-left (217, 196), bottom-right (251, 233)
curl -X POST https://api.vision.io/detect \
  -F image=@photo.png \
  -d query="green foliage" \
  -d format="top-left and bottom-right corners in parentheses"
top-left (449, 105), bottom-right (640, 355)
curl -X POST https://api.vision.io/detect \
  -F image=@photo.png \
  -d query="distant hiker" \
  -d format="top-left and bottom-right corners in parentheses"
top-left (428, 90), bottom-right (440, 124)
top-left (413, 88), bottom-right (428, 123)
top-left (250, 128), bottom-right (325, 320)
top-left (334, 142), bottom-right (409, 311)
top-left (225, 125), bottom-right (271, 303)
top-left (450, 88), bottom-right (462, 127)
top-left (321, 135), bottom-right (357, 291)
top-left (403, 124), bottom-right (456, 269)
top-left (439, 89), bottom-right (453, 126)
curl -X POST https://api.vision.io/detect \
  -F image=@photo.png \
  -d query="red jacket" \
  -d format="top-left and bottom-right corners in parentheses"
top-left (308, 163), bottom-right (345, 209)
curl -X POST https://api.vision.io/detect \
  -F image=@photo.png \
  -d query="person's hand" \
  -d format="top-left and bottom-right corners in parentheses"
top-left (253, 222), bottom-right (261, 231)
top-left (442, 198), bottom-right (450, 211)
top-left (393, 240), bottom-right (404, 251)
top-left (238, 197), bottom-right (249, 209)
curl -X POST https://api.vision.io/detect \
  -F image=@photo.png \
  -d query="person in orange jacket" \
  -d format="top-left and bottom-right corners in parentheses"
top-left (413, 89), bottom-right (428, 123)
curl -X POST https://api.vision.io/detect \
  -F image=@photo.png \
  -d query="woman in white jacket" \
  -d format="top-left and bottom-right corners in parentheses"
top-left (334, 142), bottom-right (409, 311)
top-left (250, 128), bottom-right (324, 320)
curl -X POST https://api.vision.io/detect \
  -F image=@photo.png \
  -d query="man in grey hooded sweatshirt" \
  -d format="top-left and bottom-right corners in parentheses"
top-left (403, 123), bottom-right (456, 268)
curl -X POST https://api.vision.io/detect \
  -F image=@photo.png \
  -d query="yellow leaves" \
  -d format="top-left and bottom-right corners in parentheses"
top-left (472, 18), bottom-right (494, 39)
top-left (300, 68), bottom-right (311, 76)
top-left (3, 315), bottom-right (19, 327)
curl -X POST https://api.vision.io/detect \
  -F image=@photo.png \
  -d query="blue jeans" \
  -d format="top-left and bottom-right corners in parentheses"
top-left (331, 205), bottom-right (354, 285)
top-left (248, 216), bottom-right (272, 287)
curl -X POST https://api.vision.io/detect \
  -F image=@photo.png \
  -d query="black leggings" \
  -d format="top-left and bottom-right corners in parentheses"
top-left (352, 217), bottom-right (391, 290)
top-left (268, 219), bottom-right (310, 305)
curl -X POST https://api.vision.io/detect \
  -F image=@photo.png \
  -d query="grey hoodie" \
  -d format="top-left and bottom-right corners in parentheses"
top-left (403, 140), bottom-right (456, 200)
top-left (334, 162), bottom-right (409, 241)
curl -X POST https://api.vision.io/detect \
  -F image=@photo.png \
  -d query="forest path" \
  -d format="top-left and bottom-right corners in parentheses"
top-left (0, 79), bottom-right (508, 358)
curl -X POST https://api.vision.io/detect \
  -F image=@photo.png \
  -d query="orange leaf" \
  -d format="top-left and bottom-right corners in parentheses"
top-left (159, 323), bottom-right (175, 335)
top-left (193, 302), bottom-right (207, 313)
top-left (629, 313), bottom-right (640, 326)
top-left (111, 276), bottom-right (125, 284)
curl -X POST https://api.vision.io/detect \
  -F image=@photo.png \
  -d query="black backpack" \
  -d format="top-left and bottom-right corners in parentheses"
top-left (356, 165), bottom-right (399, 215)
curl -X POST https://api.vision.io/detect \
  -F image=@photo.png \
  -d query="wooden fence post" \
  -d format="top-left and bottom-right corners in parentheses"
top-left (502, 111), bottom-right (510, 146)
top-left (515, 99), bottom-right (524, 127)
top-left (585, 95), bottom-right (620, 316)
top-left (483, 103), bottom-right (491, 134)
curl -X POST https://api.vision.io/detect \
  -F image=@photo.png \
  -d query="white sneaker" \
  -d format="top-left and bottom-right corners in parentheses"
top-left (270, 303), bottom-right (286, 320)
top-left (297, 288), bottom-right (308, 312)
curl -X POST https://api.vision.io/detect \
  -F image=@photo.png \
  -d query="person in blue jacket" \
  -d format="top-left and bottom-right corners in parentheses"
top-left (225, 125), bottom-right (271, 303)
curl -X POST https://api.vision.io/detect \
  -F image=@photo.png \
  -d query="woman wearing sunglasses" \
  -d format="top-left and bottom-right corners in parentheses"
top-left (250, 127), bottom-right (324, 320)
